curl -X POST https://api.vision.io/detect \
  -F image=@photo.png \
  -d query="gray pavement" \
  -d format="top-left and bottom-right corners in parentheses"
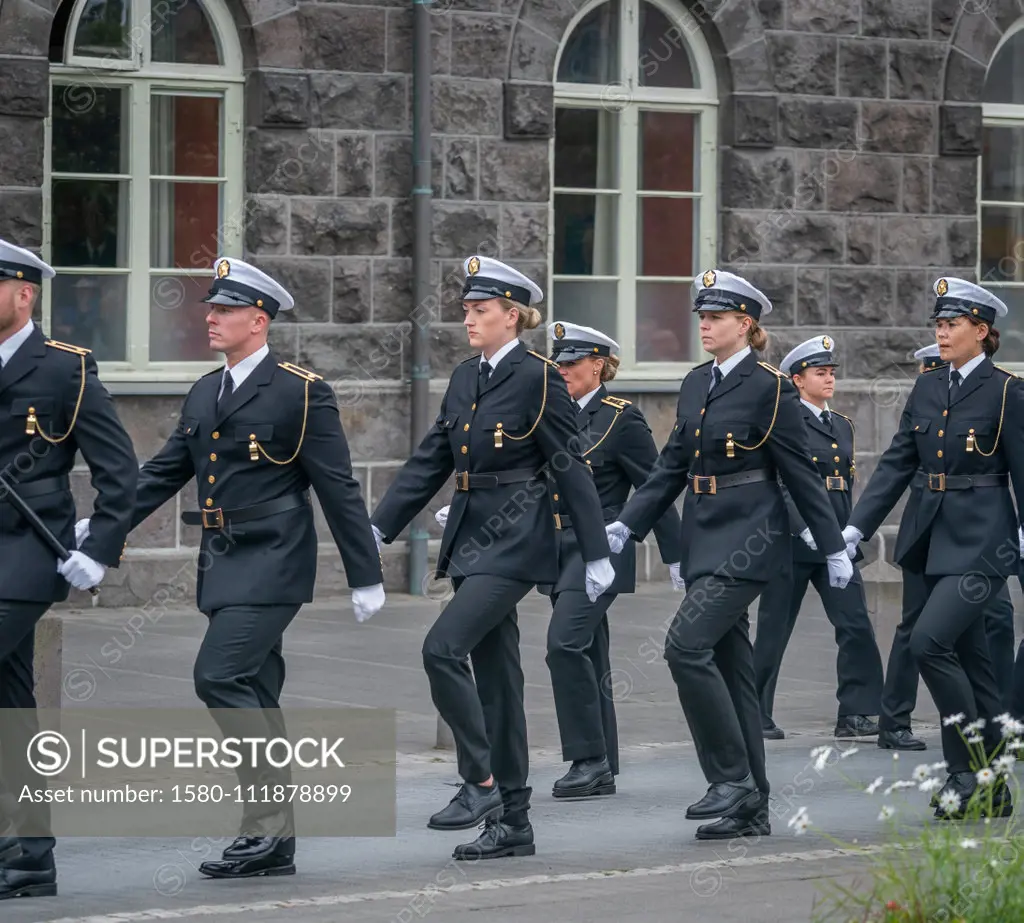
top-left (3, 583), bottom-right (1004, 923)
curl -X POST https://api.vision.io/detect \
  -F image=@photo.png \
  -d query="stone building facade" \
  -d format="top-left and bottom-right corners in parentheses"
top-left (0, 0), bottom-right (1022, 606)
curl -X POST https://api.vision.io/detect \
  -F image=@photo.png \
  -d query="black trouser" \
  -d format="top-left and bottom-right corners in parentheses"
top-left (906, 574), bottom-right (1004, 773)
top-left (422, 575), bottom-right (533, 825)
top-left (663, 575), bottom-right (769, 794)
top-left (754, 562), bottom-right (884, 724)
top-left (881, 570), bottom-right (1013, 731)
top-left (0, 600), bottom-right (54, 866)
top-left (193, 604), bottom-right (300, 848)
top-left (546, 591), bottom-right (619, 775)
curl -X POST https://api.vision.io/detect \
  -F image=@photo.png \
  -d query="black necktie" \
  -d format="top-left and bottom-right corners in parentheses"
top-left (478, 361), bottom-right (491, 395)
top-left (218, 371), bottom-right (234, 411)
top-left (571, 399), bottom-right (582, 414)
top-left (821, 409), bottom-right (832, 431)
top-left (708, 366), bottom-right (723, 395)
top-left (950, 369), bottom-right (962, 401)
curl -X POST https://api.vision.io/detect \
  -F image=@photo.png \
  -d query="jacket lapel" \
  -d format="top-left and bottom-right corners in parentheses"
top-left (213, 351), bottom-right (278, 427)
top-left (949, 357), bottom-right (992, 408)
top-left (0, 325), bottom-right (47, 395)
top-left (804, 406), bottom-right (834, 440)
top-left (480, 341), bottom-right (526, 396)
top-left (576, 384), bottom-right (607, 433)
top-left (707, 350), bottom-right (755, 404)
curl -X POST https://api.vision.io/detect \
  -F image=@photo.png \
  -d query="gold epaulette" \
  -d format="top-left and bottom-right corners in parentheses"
top-left (757, 360), bottom-right (785, 378)
top-left (995, 365), bottom-right (1021, 380)
top-left (527, 349), bottom-right (559, 369)
top-left (601, 396), bottom-right (632, 410)
top-left (45, 338), bottom-right (91, 356)
top-left (278, 361), bottom-right (323, 382)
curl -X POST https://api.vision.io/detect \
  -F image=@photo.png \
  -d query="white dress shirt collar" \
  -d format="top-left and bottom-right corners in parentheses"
top-left (221, 343), bottom-right (270, 396)
top-left (951, 351), bottom-right (986, 383)
top-left (800, 398), bottom-right (831, 420)
top-left (0, 318), bottom-right (35, 368)
top-left (576, 384), bottom-right (602, 410)
top-left (481, 337), bottom-right (521, 370)
top-left (713, 344), bottom-right (752, 379)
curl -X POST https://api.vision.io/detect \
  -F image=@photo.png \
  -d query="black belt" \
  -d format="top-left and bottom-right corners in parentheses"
top-left (915, 471), bottom-right (1009, 492)
top-left (181, 492), bottom-right (310, 529)
top-left (824, 475), bottom-right (848, 491)
top-left (0, 474), bottom-right (70, 501)
top-left (453, 468), bottom-right (538, 492)
top-left (687, 469), bottom-right (772, 495)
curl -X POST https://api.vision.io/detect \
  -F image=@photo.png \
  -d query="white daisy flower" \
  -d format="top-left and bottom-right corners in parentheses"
top-left (976, 768), bottom-right (996, 786)
top-left (912, 764), bottom-right (932, 781)
top-left (1009, 739), bottom-right (1024, 751)
top-left (919, 778), bottom-right (943, 793)
top-left (1000, 718), bottom-right (1024, 738)
top-left (787, 806), bottom-right (809, 829)
top-left (930, 761), bottom-right (948, 771)
top-left (960, 838), bottom-right (979, 849)
top-left (812, 747), bottom-right (834, 773)
top-left (943, 713), bottom-right (966, 727)
top-left (878, 805), bottom-right (895, 821)
top-left (967, 734), bottom-right (984, 745)
top-left (793, 815), bottom-right (811, 835)
top-left (865, 776), bottom-right (884, 795)
top-left (964, 718), bottom-right (987, 734)
top-left (939, 791), bottom-right (962, 815)
top-left (995, 754), bottom-right (1016, 775)
top-left (883, 780), bottom-right (916, 795)
top-left (995, 713), bottom-right (1012, 725)
top-left (839, 747), bottom-right (859, 759)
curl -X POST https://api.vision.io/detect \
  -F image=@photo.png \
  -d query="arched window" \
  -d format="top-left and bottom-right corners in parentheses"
top-left (45, 0), bottom-right (244, 378)
top-left (552, 0), bottom-right (718, 374)
top-left (980, 20), bottom-right (1024, 360)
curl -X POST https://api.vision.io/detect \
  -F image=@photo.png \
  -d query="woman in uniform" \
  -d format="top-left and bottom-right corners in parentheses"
top-left (843, 277), bottom-right (1024, 817)
top-left (370, 255), bottom-right (614, 860)
top-left (539, 321), bottom-right (683, 799)
top-left (752, 335), bottom-right (885, 742)
top-left (605, 269), bottom-right (852, 841)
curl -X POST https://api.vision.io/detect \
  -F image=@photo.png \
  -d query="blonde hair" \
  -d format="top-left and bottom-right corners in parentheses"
top-left (747, 320), bottom-right (768, 352)
top-left (498, 297), bottom-right (541, 333)
top-left (599, 354), bottom-right (620, 382)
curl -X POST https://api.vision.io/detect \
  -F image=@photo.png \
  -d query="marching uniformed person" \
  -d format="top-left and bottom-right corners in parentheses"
top-left (88, 257), bottom-right (385, 878)
top-left (370, 256), bottom-right (614, 859)
top-left (915, 343), bottom-right (946, 373)
top-left (0, 239), bottom-right (138, 899)
top-left (843, 278), bottom-right (1024, 817)
top-left (539, 321), bottom-right (682, 798)
top-left (605, 270), bottom-right (852, 840)
top-left (753, 335), bottom-right (885, 741)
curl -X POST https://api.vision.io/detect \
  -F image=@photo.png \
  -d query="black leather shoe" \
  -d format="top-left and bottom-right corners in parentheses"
top-left (198, 837), bottom-right (295, 879)
top-left (934, 772), bottom-right (1013, 820)
top-left (452, 817), bottom-right (535, 860)
top-left (835, 715), bottom-right (879, 737)
top-left (428, 782), bottom-right (503, 831)
top-left (696, 802), bottom-right (771, 840)
top-left (552, 757), bottom-right (615, 798)
top-left (762, 724), bottom-right (785, 740)
top-left (0, 837), bottom-right (19, 864)
top-left (878, 728), bottom-right (926, 751)
top-left (685, 774), bottom-right (759, 820)
top-left (0, 865), bottom-right (57, 899)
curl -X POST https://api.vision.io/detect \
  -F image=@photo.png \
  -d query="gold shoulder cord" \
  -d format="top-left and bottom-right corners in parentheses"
top-left (31, 341), bottom-right (89, 444)
top-left (494, 351), bottom-right (550, 446)
top-left (251, 362), bottom-right (323, 465)
top-left (831, 409), bottom-right (857, 476)
top-left (582, 396), bottom-right (631, 457)
top-left (971, 373), bottom-right (1011, 457)
top-left (730, 365), bottom-right (782, 453)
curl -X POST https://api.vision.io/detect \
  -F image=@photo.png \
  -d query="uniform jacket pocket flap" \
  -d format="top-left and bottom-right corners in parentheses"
top-left (910, 417), bottom-right (931, 434)
top-left (435, 414), bottom-right (459, 429)
top-left (235, 423), bottom-right (274, 441)
top-left (10, 398), bottom-right (54, 416)
top-left (952, 420), bottom-right (992, 436)
top-left (479, 412), bottom-right (524, 431)
top-left (712, 422), bottom-right (751, 440)
top-left (178, 415), bottom-right (200, 436)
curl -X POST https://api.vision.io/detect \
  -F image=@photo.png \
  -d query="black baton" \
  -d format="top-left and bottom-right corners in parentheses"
top-left (0, 472), bottom-right (100, 597)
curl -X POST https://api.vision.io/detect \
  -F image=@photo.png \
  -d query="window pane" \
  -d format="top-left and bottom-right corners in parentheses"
top-left (556, 0), bottom-right (619, 85)
top-left (151, 0), bottom-right (221, 65)
top-left (982, 126), bottom-right (1024, 203)
top-left (151, 95), bottom-right (222, 177)
top-left (639, 111), bottom-right (697, 192)
top-left (149, 275), bottom-right (221, 361)
top-left (636, 281), bottom-right (691, 362)
top-left (150, 181), bottom-right (224, 269)
top-left (983, 32), bottom-right (1024, 105)
top-left (638, 197), bottom-right (696, 277)
top-left (553, 193), bottom-right (618, 275)
top-left (551, 280), bottom-right (617, 335)
top-left (638, 1), bottom-right (696, 88)
top-left (49, 274), bottom-right (128, 361)
top-left (72, 0), bottom-right (132, 59)
top-left (983, 287), bottom-right (1024, 361)
top-left (980, 206), bottom-right (1024, 283)
top-left (51, 180), bottom-right (128, 268)
top-left (554, 108), bottom-right (619, 189)
top-left (52, 85), bottom-right (127, 175)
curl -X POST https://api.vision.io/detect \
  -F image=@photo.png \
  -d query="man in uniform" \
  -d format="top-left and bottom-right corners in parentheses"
top-left (83, 257), bottom-right (385, 879)
top-left (0, 239), bottom-right (138, 899)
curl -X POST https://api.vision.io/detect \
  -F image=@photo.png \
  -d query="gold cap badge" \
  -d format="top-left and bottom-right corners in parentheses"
top-left (702, 270), bottom-right (716, 288)
top-left (822, 335), bottom-right (832, 350)
top-left (554, 323), bottom-right (565, 339)
top-left (936, 278), bottom-right (948, 296)
top-left (467, 256), bottom-right (481, 275)
top-left (216, 259), bottom-right (231, 279)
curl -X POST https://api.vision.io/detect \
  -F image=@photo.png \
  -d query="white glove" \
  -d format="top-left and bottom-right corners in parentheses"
top-left (585, 557), bottom-right (615, 602)
top-left (799, 527), bottom-right (817, 550)
top-left (435, 506), bottom-right (449, 528)
top-left (841, 524), bottom-right (863, 559)
top-left (605, 521), bottom-right (631, 555)
top-left (668, 562), bottom-right (685, 591)
top-left (57, 550), bottom-right (106, 590)
top-left (75, 518), bottom-right (91, 547)
top-left (826, 551), bottom-right (853, 589)
top-left (1018, 525), bottom-right (1023, 560)
top-left (371, 524), bottom-right (384, 552)
top-left (352, 583), bottom-right (385, 623)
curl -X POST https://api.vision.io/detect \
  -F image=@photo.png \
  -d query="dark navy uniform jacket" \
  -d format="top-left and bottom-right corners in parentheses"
top-left (784, 403), bottom-right (863, 566)
top-left (0, 325), bottom-right (137, 602)
top-left (372, 341), bottom-right (609, 583)
top-left (849, 358), bottom-right (1024, 577)
top-left (541, 385), bottom-right (681, 596)
top-left (131, 350), bottom-right (383, 613)
top-left (616, 350), bottom-right (846, 584)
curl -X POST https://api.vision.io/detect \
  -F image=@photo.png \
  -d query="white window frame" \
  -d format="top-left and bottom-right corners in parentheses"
top-left (551, 0), bottom-right (719, 381)
top-left (45, 0), bottom-right (244, 385)
top-left (979, 17), bottom-right (1024, 371)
